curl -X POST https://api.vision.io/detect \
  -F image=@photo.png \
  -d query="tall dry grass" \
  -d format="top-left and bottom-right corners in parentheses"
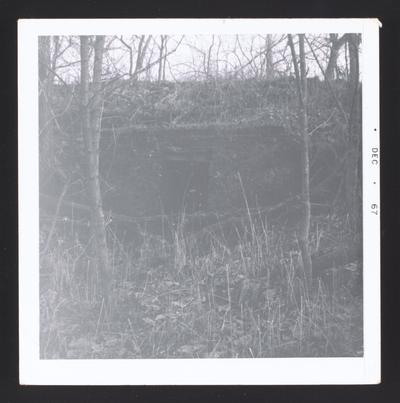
top-left (39, 211), bottom-right (363, 359)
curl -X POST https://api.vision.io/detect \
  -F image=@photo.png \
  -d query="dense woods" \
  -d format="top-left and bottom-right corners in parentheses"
top-left (39, 33), bottom-right (363, 358)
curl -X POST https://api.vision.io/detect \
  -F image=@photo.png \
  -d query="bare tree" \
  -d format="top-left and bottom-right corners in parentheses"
top-left (344, 33), bottom-right (362, 229)
top-left (264, 34), bottom-right (275, 80)
top-left (325, 34), bottom-right (347, 81)
top-left (206, 35), bottom-right (215, 79)
top-left (134, 35), bottom-right (152, 77)
top-left (288, 34), bottom-right (312, 289)
top-left (347, 34), bottom-right (361, 116)
top-left (157, 35), bottom-right (166, 82)
top-left (116, 35), bottom-right (153, 79)
top-left (39, 36), bottom-right (53, 171)
top-left (80, 36), bottom-right (111, 300)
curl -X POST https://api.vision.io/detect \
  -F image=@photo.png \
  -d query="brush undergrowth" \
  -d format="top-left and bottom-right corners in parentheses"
top-left (40, 213), bottom-right (363, 359)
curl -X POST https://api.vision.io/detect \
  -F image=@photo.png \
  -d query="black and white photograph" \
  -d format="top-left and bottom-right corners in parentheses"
top-left (18, 19), bottom-right (380, 384)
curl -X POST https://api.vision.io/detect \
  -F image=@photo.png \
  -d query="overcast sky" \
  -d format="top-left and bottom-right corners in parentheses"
top-left (47, 34), bottom-right (359, 84)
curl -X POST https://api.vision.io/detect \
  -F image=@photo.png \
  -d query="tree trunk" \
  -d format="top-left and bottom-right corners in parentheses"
top-left (39, 36), bottom-right (53, 178)
top-left (158, 36), bottom-right (165, 83)
top-left (325, 34), bottom-right (347, 82)
top-left (80, 36), bottom-right (111, 300)
top-left (206, 35), bottom-right (215, 79)
top-left (344, 33), bottom-right (362, 230)
top-left (265, 34), bottom-right (274, 80)
top-left (162, 36), bottom-right (168, 81)
top-left (347, 34), bottom-right (361, 124)
top-left (288, 34), bottom-right (313, 289)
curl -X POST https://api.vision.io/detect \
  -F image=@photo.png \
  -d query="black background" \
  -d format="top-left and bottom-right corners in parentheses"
top-left (1, 0), bottom-right (398, 401)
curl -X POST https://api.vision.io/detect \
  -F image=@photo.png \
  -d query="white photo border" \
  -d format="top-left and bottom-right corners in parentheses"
top-left (18, 18), bottom-right (381, 385)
